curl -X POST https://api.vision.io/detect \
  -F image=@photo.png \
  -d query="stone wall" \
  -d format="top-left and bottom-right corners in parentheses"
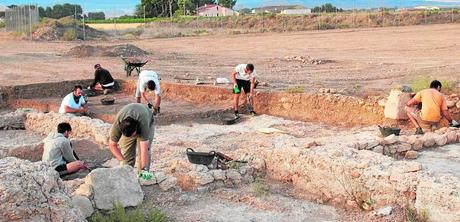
top-left (241, 138), bottom-right (460, 221)
top-left (25, 112), bottom-right (111, 145)
top-left (350, 127), bottom-right (460, 159)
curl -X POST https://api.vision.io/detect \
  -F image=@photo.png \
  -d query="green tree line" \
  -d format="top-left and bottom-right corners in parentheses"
top-left (135, 0), bottom-right (237, 17)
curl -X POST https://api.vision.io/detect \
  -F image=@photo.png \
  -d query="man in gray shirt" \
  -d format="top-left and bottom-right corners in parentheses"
top-left (42, 122), bottom-right (86, 176)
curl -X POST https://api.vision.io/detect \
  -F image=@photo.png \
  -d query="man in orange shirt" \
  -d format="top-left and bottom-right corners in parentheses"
top-left (405, 80), bottom-right (454, 134)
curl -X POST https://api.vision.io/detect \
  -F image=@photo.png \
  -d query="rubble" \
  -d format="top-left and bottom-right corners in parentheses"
top-left (0, 157), bottom-right (83, 221)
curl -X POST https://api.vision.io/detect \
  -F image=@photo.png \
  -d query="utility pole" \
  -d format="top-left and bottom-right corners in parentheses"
top-left (74, 5), bottom-right (77, 40)
top-left (83, 8), bottom-right (86, 40)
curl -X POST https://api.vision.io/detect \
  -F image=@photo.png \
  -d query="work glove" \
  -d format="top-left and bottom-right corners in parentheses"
top-left (138, 170), bottom-right (155, 181)
top-left (153, 106), bottom-right (160, 116)
top-left (147, 102), bottom-right (153, 109)
top-left (233, 84), bottom-right (240, 94)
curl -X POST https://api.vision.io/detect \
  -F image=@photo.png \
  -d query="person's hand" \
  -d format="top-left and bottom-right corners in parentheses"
top-left (248, 92), bottom-right (253, 98)
top-left (153, 106), bottom-right (160, 116)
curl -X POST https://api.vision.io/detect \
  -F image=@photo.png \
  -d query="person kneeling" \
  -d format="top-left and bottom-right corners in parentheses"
top-left (42, 123), bottom-right (86, 177)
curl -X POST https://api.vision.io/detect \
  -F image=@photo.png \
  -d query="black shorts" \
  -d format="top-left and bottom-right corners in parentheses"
top-left (55, 164), bottom-right (67, 172)
top-left (102, 84), bottom-right (114, 90)
top-left (234, 79), bottom-right (251, 94)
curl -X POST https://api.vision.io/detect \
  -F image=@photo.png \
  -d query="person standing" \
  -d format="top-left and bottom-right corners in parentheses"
top-left (231, 63), bottom-right (257, 118)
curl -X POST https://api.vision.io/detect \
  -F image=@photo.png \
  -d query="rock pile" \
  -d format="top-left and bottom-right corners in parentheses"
top-left (178, 163), bottom-right (258, 191)
top-left (350, 127), bottom-right (460, 159)
top-left (0, 157), bottom-right (83, 221)
top-left (283, 55), bottom-right (334, 65)
top-left (0, 110), bottom-right (26, 130)
top-left (67, 44), bottom-right (148, 58)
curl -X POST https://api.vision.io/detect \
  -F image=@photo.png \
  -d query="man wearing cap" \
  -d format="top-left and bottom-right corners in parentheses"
top-left (231, 63), bottom-right (257, 118)
top-left (136, 70), bottom-right (161, 115)
top-left (91, 64), bottom-right (115, 95)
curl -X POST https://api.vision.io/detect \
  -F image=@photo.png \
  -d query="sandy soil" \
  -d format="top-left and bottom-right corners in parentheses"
top-left (1, 24), bottom-right (459, 96)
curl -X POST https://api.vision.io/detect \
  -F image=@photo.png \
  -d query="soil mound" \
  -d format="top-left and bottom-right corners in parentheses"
top-left (67, 44), bottom-right (148, 58)
top-left (32, 17), bottom-right (108, 41)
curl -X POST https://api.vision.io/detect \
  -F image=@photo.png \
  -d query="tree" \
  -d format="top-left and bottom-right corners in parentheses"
top-left (88, 12), bottom-right (106, 20)
top-left (177, 0), bottom-right (194, 15)
top-left (312, 3), bottom-right (343, 13)
top-left (135, 0), bottom-right (179, 18)
top-left (218, 0), bottom-right (237, 9)
top-left (38, 4), bottom-right (82, 19)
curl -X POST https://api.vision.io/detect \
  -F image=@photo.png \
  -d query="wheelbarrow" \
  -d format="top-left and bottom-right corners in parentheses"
top-left (122, 57), bottom-right (148, 77)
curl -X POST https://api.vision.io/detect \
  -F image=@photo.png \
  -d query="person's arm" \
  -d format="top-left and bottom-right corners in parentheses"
top-left (64, 106), bottom-right (86, 113)
top-left (443, 110), bottom-right (453, 123)
top-left (61, 140), bottom-right (77, 163)
top-left (155, 95), bottom-right (161, 108)
top-left (139, 140), bottom-right (150, 170)
top-left (441, 98), bottom-right (453, 123)
top-left (109, 139), bottom-right (124, 161)
top-left (231, 71), bottom-right (237, 85)
top-left (249, 77), bottom-right (256, 97)
top-left (141, 91), bottom-right (150, 104)
top-left (91, 71), bottom-right (100, 88)
top-left (406, 98), bottom-right (418, 107)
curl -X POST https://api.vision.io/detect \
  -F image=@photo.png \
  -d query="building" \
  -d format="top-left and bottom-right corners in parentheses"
top-left (0, 4), bottom-right (8, 18)
top-left (197, 4), bottom-right (234, 17)
top-left (280, 9), bottom-right (311, 15)
top-left (414, 6), bottom-right (440, 11)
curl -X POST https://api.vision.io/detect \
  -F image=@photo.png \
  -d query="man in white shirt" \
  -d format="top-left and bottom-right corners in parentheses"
top-left (59, 85), bottom-right (89, 115)
top-left (136, 70), bottom-right (161, 115)
top-left (231, 63), bottom-right (257, 118)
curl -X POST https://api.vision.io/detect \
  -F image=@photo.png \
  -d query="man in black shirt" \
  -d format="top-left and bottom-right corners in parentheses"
top-left (91, 64), bottom-right (115, 95)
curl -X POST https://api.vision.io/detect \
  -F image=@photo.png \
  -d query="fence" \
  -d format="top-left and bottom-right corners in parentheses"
top-left (4, 5), bottom-right (39, 37)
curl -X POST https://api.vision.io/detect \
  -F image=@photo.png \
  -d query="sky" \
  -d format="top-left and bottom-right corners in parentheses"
top-left (1, 0), bottom-right (459, 17)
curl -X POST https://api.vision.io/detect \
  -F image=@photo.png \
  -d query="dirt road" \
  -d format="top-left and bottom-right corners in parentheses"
top-left (0, 24), bottom-right (459, 96)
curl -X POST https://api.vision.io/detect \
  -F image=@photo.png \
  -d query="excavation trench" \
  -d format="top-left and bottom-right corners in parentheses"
top-left (1, 80), bottom-right (460, 221)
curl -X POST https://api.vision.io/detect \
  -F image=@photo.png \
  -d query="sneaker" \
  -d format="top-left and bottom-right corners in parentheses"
top-left (138, 170), bottom-right (155, 181)
top-left (415, 127), bottom-right (424, 135)
top-left (250, 111), bottom-right (257, 116)
top-left (234, 113), bottom-right (240, 119)
top-left (138, 170), bottom-right (157, 186)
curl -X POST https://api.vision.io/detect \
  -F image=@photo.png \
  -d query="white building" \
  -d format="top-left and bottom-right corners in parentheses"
top-left (197, 4), bottom-right (234, 17)
top-left (280, 9), bottom-right (311, 15)
top-left (0, 4), bottom-right (7, 18)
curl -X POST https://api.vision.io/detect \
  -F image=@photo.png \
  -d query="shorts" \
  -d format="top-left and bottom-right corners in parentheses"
top-left (234, 79), bottom-right (251, 94)
top-left (55, 164), bottom-right (67, 172)
top-left (407, 107), bottom-right (440, 129)
top-left (100, 82), bottom-right (114, 90)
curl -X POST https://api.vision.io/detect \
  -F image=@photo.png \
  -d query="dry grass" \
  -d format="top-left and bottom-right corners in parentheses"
top-left (410, 76), bottom-right (457, 94)
top-left (139, 11), bottom-right (460, 37)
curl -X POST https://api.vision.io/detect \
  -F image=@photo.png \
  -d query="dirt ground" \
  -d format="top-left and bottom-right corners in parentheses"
top-left (1, 24), bottom-right (459, 96)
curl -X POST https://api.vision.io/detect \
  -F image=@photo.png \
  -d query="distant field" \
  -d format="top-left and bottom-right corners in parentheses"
top-left (86, 23), bottom-right (144, 30)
